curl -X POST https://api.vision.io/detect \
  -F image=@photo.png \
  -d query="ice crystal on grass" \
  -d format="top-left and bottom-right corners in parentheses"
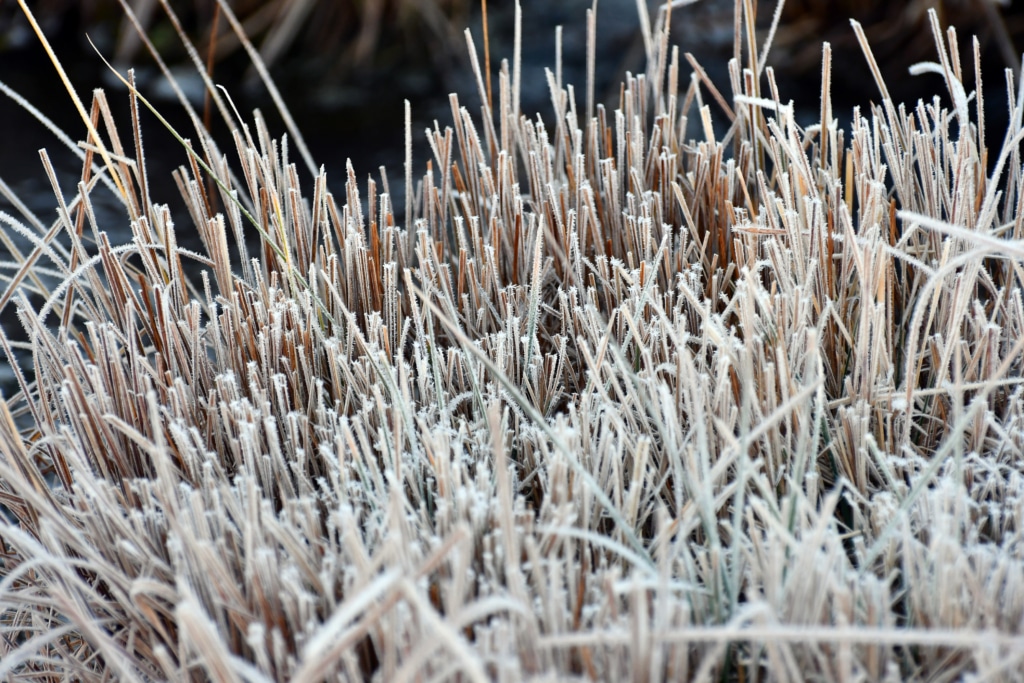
top-left (1, 0), bottom-right (1024, 681)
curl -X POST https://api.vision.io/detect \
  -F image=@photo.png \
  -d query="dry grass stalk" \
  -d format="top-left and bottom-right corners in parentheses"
top-left (2, 0), bottom-right (1024, 680)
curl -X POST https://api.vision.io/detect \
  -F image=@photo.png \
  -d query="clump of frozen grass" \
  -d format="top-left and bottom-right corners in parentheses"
top-left (1, 0), bottom-right (1024, 680)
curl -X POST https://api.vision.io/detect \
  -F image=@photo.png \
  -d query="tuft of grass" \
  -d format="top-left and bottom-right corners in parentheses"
top-left (2, 0), bottom-right (1024, 680)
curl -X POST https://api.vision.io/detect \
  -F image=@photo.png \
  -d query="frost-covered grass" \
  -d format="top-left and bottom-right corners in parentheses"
top-left (2, 0), bottom-right (1024, 681)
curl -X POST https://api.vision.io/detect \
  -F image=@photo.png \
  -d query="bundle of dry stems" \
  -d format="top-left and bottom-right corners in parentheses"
top-left (1, 0), bottom-right (1023, 680)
